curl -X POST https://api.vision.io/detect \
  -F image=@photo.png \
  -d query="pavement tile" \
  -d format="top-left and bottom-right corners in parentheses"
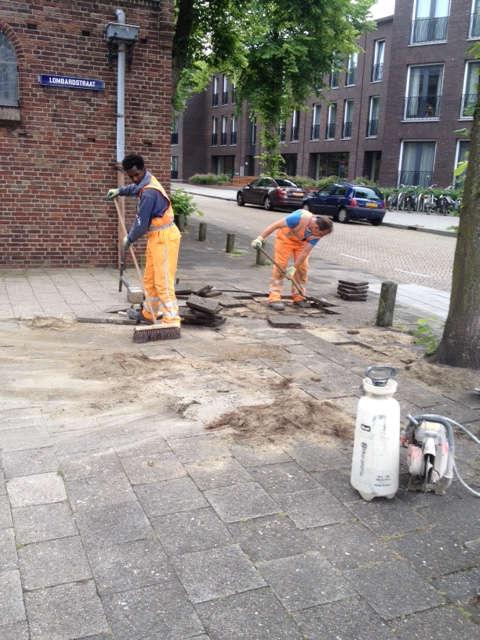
top-left (432, 567), bottom-right (480, 603)
top-left (87, 538), bottom-right (175, 594)
top-left (135, 476), bottom-right (207, 517)
top-left (0, 528), bottom-right (17, 570)
top-left (102, 582), bottom-right (204, 640)
top-left (249, 461), bottom-right (320, 494)
top-left (274, 487), bottom-right (351, 529)
top-left (312, 469), bottom-right (364, 503)
top-left (305, 521), bottom-right (398, 570)
top-left (0, 569), bottom-right (26, 626)
top-left (25, 580), bottom-right (109, 640)
top-left (344, 559), bottom-right (444, 621)
top-left (152, 507), bottom-right (232, 555)
top-left (204, 482), bottom-right (279, 523)
top-left (58, 450), bottom-right (124, 481)
top-left (0, 493), bottom-right (13, 529)
top-left (196, 587), bottom-right (304, 639)
top-left (257, 551), bottom-right (354, 612)
top-left (18, 535), bottom-right (91, 590)
top-left (0, 426), bottom-right (50, 452)
top-left (228, 514), bottom-right (315, 562)
top-left (13, 501), bottom-right (77, 545)
top-left (293, 596), bottom-right (392, 640)
top-left (115, 435), bottom-right (170, 459)
top-left (391, 604), bottom-right (480, 640)
top-left (413, 496), bottom-right (480, 542)
top-left (2, 446), bottom-right (58, 479)
top-left (185, 457), bottom-right (253, 490)
top-left (230, 442), bottom-right (292, 467)
top-left (172, 543), bottom-right (265, 603)
top-left (74, 501), bottom-right (153, 548)
top-left (66, 472), bottom-right (136, 512)
top-left (167, 434), bottom-right (231, 464)
top-left (120, 451), bottom-right (186, 485)
top-left (0, 621), bottom-right (30, 640)
top-left (347, 498), bottom-right (428, 536)
top-left (283, 440), bottom-right (350, 472)
top-left (7, 472), bottom-right (66, 508)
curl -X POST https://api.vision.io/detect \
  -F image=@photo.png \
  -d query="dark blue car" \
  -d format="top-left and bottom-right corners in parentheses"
top-left (302, 183), bottom-right (385, 226)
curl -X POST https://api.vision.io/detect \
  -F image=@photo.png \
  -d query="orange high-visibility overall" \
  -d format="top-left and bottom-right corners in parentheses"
top-left (139, 176), bottom-right (181, 325)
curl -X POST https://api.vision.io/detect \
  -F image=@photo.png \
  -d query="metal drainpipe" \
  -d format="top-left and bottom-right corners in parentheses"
top-left (115, 8), bottom-right (126, 265)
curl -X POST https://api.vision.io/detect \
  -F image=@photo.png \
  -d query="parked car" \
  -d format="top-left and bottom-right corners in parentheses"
top-left (302, 183), bottom-right (385, 225)
top-left (236, 177), bottom-right (306, 211)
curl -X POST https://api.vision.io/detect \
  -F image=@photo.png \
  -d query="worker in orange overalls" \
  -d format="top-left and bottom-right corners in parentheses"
top-left (107, 154), bottom-right (181, 326)
top-left (251, 210), bottom-right (333, 311)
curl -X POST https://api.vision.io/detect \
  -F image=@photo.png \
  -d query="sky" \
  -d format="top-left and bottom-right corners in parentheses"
top-left (370, 0), bottom-right (395, 19)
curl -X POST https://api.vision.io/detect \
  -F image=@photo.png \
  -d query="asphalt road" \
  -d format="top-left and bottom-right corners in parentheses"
top-left (190, 195), bottom-right (455, 292)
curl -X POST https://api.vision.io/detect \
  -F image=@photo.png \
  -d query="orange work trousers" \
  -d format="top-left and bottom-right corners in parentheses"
top-left (141, 223), bottom-right (181, 324)
top-left (268, 227), bottom-right (308, 302)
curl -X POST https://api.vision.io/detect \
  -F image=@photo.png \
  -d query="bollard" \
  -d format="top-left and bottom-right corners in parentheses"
top-left (226, 233), bottom-right (235, 253)
top-left (198, 222), bottom-right (207, 241)
top-left (256, 248), bottom-right (267, 265)
top-left (376, 281), bottom-right (397, 327)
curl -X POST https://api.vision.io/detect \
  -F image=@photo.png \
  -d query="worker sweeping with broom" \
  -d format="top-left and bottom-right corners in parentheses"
top-left (251, 210), bottom-right (333, 311)
top-left (107, 154), bottom-right (181, 340)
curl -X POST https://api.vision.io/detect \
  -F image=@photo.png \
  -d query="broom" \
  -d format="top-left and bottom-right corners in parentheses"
top-left (113, 198), bottom-right (181, 343)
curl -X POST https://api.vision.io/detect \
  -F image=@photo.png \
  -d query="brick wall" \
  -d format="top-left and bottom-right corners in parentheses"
top-left (0, 0), bottom-right (173, 267)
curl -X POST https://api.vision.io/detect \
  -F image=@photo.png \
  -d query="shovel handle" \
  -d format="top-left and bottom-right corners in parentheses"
top-left (258, 246), bottom-right (304, 297)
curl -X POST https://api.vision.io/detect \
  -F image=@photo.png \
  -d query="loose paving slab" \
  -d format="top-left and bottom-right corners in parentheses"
top-left (0, 569), bottom-right (26, 626)
top-left (283, 440), bottom-right (350, 473)
top-left (347, 497), bottom-right (428, 536)
top-left (274, 487), bottom-right (351, 529)
top-left (0, 527), bottom-right (17, 571)
top-left (7, 472), bottom-right (66, 508)
top-left (167, 434), bottom-right (232, 464)
top-left (196, 587), bottom-right (304, 639)
top-left (391, 604), bottom-right (480, 640)
top-left (204, 482), bottom-right (279, 523)
top-left (257, 551), bottom-right (354, 611)
top-left (58, 450), bottom-right (125, 481)
top-left (66, 472), bottom-right (137, 513)
top-left (249, 461), bottom-right (320, 494)
top-left (312, 469), bottom-right (364, 503)
top-left (12, 501), bottom-right (77, 545)
top-left (74, 501), bottom-right (153, 548)
top-left (185, 457), bottom-right (253, 490)
top-left (230, 442), bottom-right (292, 467)
top-left (432, 567), bottom-right (480, 603)
top-left (2, 446), bottom-right (58, 479)
top-left (0, 621), bottom-right (30, 640)
top-left (0, 493), bottom-right (13, 529)
top-left (120, 451), bottom-right (186, 485)
top-left (135, 476), bottom-right (208, 517)
top-left (25, 580), bottom-right (109, 640)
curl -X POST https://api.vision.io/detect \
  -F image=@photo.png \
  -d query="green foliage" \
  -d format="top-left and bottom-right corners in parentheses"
top-left (316, 175), bottom-right (341, 191)
top-left (170, 189), bottom-right (203, 224)
top-left (288, 175), bottom-right (318, 189)
top-left (189, 173), bottom-right (231, 185)
top-left (411, 319), bottom-right (439, 355)
top-left (352, 176), bottom-right (379, 187)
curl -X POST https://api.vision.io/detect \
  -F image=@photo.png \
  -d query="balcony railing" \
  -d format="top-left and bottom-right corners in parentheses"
top-left (290, 127), bottom-right (299, 141)
top-left (342, 121), bottom-right (352, 138)
top-left (411, 16), bottom-right (448, 43)
top-left (325, 122), bottom-right (336, 139)
top-left (230, 131), bottom-right (237, 145)
top-left (404, 95), bottom-right (441, 119)
top-left (222, 91), bottom-right (228, 104)
top-left (471, 12), bottom-right (480, 38)
top-left (220, 132), bottom-right (227, 145)
top-left (171, 132), bottom-right (178, 144)
top-left (398, 170), bottom-right (433, 187)
top-left (212, 93), bottom-right (218, 106)
top-left (366, 119), bottom-right (378, 136)
top-left (310, 123), bottom-right (320, 140)
top-left (462, 93), bottom-right (478, 117)
top-left (346, 69), bottom-right (356, 86)
top-left (371, 63), bottom-right (384, 82)
top-left (211, 133), bottom-right (217, 145)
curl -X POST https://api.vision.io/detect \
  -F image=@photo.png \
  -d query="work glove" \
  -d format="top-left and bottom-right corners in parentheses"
top-left (106, 188), bottom-right (120, 201)
top-left (122, 235), bottom-right (131, 252)
top-left (285, 265), bottom-right (296, 279)
top-left (251, 236), bottom-right (264, 250)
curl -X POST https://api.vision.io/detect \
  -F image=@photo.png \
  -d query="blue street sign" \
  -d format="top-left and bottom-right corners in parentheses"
top-left (38, 75), bottom-right (105, 91)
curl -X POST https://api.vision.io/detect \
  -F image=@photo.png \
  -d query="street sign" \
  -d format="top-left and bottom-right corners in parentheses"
top-left (38, 75), bottom-right (105, 91)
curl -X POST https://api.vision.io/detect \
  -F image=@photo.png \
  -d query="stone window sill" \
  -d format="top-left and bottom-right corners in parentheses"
top-left (0, 106), bottom-right (21, 124)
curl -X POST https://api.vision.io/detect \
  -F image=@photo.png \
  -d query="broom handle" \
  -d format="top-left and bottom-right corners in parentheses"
top-left (258, 246), bottom-right (304, 297)
top-left (113, 198), bottom-right (159, 325)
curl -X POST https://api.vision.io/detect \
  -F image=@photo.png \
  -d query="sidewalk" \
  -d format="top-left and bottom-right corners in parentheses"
top-left (0, 223), bottom-right (478, 640)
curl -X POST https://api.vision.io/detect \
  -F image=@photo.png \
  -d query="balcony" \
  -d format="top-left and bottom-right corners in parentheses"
top-left (222, 91), bottom-right (228, 104)
top-left (471, 12), bottom-right (480, 38)
top-left (212, 93), bottom-right (219, 106)
top-left (341, 121), bottom-right (352, 138)
top-left (366, 119), bottom-right (378, 137)
top-left (398, 170), bottom-right (433, 187)
top-left (290, 127), bottom-right (299, 142)
top-left (230, 131), bottom-right (237, 145)
top-left (404, 95), bottom-right (441, 119)
top-left (211, 133), bottom-right (217, 145)
top-left (411, 16), bottom-right (448, 44)
top-left (371, 63), bottom-right (383, 82)
top-left (325, 122), bottom-right (336, 139)
top-left (220, 132), bottom-right (227, 145)
top-left (170, 132), bottom-right (178, 144)
top-left (461, 93), bottom-right (478, 117)
top-left (310, 123), bottom-right (320, 140)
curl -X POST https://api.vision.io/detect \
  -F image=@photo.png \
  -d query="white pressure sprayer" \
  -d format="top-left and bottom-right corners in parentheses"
top-left (351, 366), bottom-right (400, 501)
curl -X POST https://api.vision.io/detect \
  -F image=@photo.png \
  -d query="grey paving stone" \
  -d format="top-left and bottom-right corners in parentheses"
top-left (120, 451), bottom-right (186, 485)
top-left (75, 501), bottom-right (153, 548)
top-left (0, 569), bottom-right (25, 626)
top-left (26, 580), bottom-right (109, 640)
top-left (13, 501), bottom-right (76, 545)
top-left (87, 538), bottom-right (175, 594)
top-left (152, 507), bottom-right (232, 555)
top-left (433, 567), bottom-right (480, 603)
top-left (311, 469), bottom-right (363, 503)
top-left (18, 535), bottom-right (91, 590)
top-left (0, 493), bottom-right (13, 529)
top-left (347, 498), bottom-right (428, 536)
top-left (197, 587), bottom-right (304, 639)
top-left (305, 522), bottom-right (398, 570)
top-left (230, 442), bottom-right (292, 467)
top-left (205, 482), bottom-right (279, 523)
top-left (2, 446), bottom-right (58, 479)
top-left (168, 434), bottom-right (231, 464)
top-left (185, 457), bottom-right (253, 490)
top-left (294, 596), bottom-right (392, 639)
top-left (249, 461), bottom-right (320, 494)
top-left (228, 514), bottom-right (315, 562)
top-left (0, 528), bottom-right (17, 570)
top-left (391, 604), bottom-right (480, 640)
top-left (135, 476), bottom-right (207, 517)
top-left (258, 551), bottom-right (354, 612)
top-left (284, 440), bottom-right (350, 472)
top-left (115, 435), bottom-right (170, 459)
top-left (58, 450), bottom-right (124, 481)
top-left (172, 543), bottom-right (265, 603)
top-left (413, 497), bottom-right (480, 542)
top-left (344, 559), bottom-right (444, 621)
top-left (0, 621), bottom-right (29, 640)
top-left (274, 487), bottom-right (351, 529)
top-left (7, 472), bottom-right (66, 508)
top-left (102, 582), bottom-right (204, 640)
top-left (66, 472), bottom-right (136, 513)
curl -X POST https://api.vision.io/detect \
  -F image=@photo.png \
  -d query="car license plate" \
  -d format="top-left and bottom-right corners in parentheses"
top-left (293, 192), bottom-right (303, 197)
top-left (366, 202), bottom-right (377, 208)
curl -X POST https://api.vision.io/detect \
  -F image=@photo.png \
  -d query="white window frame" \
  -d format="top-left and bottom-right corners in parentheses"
top-left (410, 0), bottom-right (450, 46)
top-left (326, 103), bottom-right (336, 139)
top-left (454, 139), bottom-right (469, 168)
top-left (371, 40), bottom-right (385, 82)
top-left (291, 109), bottom-right (299, 142)
top-left (311, 104), bottom-right (321, 140)
top-left (366, 96), bottom-right (380, 137)
top-left (345, 53), bottom-right (358, 87)
top-left (398, 140), bottom-right (437, 187)
top-left (404, 63), bottom-right (444, 121)
top-left (342, 100), bottom-right (353, 139)
top-left (0, 32), bottom-right (19, 107)
top-left (460, 60), bottom-right (479, 119)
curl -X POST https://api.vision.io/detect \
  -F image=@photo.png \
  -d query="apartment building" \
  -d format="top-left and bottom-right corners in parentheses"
top-left (173, 0), bottom-right (475, 187)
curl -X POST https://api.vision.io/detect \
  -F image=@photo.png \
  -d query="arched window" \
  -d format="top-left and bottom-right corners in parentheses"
top-left (0, 32), bottom-right (18, 106)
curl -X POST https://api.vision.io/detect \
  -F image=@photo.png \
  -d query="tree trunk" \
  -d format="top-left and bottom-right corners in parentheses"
top-left (435, 100), bottom-right (480, 369)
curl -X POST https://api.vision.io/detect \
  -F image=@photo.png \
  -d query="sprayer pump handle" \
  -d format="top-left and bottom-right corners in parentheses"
top-left (365, 365), bottom-right (397, 387)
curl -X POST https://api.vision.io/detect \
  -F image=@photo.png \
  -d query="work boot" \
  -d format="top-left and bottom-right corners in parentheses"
top-left (269, 301), bottom-right (285, 311)
top-left (127, 307), bottom-right (153, 325)
top-left (293, 299), bottom-right (310, 309)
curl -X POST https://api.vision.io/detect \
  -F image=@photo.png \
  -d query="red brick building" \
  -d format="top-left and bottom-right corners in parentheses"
top-left (0, 1), bottom-right (173, 267)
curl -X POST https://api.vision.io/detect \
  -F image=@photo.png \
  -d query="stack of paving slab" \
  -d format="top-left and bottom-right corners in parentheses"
top-left (337, 279), bottom-right (369, 301)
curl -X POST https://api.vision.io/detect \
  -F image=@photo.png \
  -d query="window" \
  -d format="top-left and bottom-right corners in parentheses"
top-left (326, 103), bottom-right (336, 139)
top-left (346, 53), bottom-right (358, 86)
top-left (212, 77), bottom-right (219, 106)
top-left (454, 140), bottom-right (469, 186)
top-left (461, 61), bottom-right (480, 118)
top-left (367, 96), bottom-right (380, 136)
top-left (211, 116), bottom-right (218, 145)
top-left (310, 152), bottom-right (349, 179)
top-left (342, 100), bottom-right (353, 138)
top-left (310, 104), bottom-right (321, 140)
top-left (170, 156), bottom-right (178, 179)
top-left (470, 0), bottom-right (480, 38)
top-left (220, 116), bottom-right (227, 145)
top-left (399, 141), bottom-right (436, 186)
top-left (0, 32), bottom-right (18, 107)
top-left (279, 120), bottom-right (286, 143)
top-left (222, 75), bottom-right (228, 104)
top-left (171, 117), bottom-right (178, 144)
top-left (230, 115), bottom-right (237, 145)
top-left (249, 116), bottom-right (256, 145)
top-left (372, 40), bottom-right (385, 82)
top-left (405, 64), bottom-right (443, 119)
top-left (329, 68), bottom-right (339, 88)
top-left (411, 0), bottom-right (449, 44)
top-left (290, 110), bottom-right (300, 141)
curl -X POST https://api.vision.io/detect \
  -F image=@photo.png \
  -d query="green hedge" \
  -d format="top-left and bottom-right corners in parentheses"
top-left (189, 173), bottom-right (231, 185)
